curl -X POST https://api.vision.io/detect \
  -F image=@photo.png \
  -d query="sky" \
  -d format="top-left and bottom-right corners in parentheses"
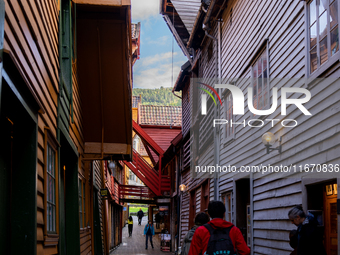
top-left (131, 0), bottom-right (188, 89)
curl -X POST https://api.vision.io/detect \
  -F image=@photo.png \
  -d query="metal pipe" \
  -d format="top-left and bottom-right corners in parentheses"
top-left (203, 0), bottom-right (217, 27)
top-left (203, 30), bottom-right (219, 201)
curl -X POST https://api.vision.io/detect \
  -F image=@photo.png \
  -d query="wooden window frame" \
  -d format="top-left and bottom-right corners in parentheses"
top-left (307, 0), bottom-right (339, 76)
top-left (43, 128), bottom-right (60, 246)
top-left (200, 180), bottom-right (210, 212)
top-left (78, 176), bottom-right (87, 229)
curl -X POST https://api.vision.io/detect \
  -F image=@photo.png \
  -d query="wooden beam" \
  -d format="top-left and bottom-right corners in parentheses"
top-left (132, 120), bottom-right (164, 156)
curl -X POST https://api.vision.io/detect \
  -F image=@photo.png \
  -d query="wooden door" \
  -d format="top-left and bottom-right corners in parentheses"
top-left (324, 184), bottom-right (338, 255)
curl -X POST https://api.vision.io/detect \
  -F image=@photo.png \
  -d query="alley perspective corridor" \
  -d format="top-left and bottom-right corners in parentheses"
top-left (110, 216), bottom-right (163, 255)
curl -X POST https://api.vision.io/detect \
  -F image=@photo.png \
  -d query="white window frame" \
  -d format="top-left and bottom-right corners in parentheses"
top-left (250, 45), bottom-right (270, 113)
top-left (306, 0), bottom-right (340, 78)
top-left (222, 192), bottom-right (233, 223)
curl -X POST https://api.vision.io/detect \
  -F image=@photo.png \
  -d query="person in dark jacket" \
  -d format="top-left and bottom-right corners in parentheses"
top-left (143, 220), bottom-right (155, 249)
top-left (288, 205), bottom-right (326, 255)
top-left (289, 229), bottom-right (298, 255)
top-left (155, 212), bottom-right (161, 229)
top-left (137, 208), bottom-right (144, 225)
top-left (128, 215), bottom-right (133, 237)
top-left (188, 201), bottom-right (250, 255)
top-left (182, 212), bottom-right (210, 255)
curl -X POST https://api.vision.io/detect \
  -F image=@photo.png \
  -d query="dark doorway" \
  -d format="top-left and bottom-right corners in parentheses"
top-left (59, 133), bottom-right (80, 255)
top-left (189, 190), bottom-right (196, 229)
top-left (236, 178), bottom-right (250, 245)
top-left (307, 181), bottom-right (338, 255)
top-left (0, 81), bottom-right (37, 254)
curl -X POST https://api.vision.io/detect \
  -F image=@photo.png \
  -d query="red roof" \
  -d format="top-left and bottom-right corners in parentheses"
top-left (139, 105), bottom-right (182, 127)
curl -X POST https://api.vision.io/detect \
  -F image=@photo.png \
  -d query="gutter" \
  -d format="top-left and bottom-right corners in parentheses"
top-left (187, 4), bottom-right (204, 48)
top-left (203, 0), bottom-right (217, 28)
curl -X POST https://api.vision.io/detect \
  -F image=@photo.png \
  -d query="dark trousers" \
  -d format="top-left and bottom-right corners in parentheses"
top-left (128, 224), bottom-right (133, 236)
top-left (138, 217), bottom-right (142, 225)
top-left (145, 234), bottom-right (153, 248)
top-left (156, 222), bottom-right (160, 229)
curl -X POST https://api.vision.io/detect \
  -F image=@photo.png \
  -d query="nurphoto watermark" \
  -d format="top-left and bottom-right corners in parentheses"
top-left (189, 77), bottom-right (340, 179)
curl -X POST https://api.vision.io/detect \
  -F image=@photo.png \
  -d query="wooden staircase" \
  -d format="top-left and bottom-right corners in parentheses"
top-left (122, 121), bottom-right (171, 197)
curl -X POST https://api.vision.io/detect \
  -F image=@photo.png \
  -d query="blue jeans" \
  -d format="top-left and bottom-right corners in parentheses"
top-left (145, 234), bottom-right (153, 249)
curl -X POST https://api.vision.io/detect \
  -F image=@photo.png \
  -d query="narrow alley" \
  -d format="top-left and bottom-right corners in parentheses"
top-left (110, 216), bottom-right (163, 255)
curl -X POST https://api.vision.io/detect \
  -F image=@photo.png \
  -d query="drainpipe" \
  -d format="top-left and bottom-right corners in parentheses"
top-left (203, 29), bottom-right (219, 201)
top-left (203, 0), bottom-right (221, 201)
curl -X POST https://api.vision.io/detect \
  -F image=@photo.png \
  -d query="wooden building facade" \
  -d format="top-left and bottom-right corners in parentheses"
top-left (0, 0), bottom-right (133, 254)
top-left (163, 0), bottom-right (340, 254)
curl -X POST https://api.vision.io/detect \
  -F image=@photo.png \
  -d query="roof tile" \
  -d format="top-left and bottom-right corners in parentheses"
top-left (139, 105), bottom-right (182, 126)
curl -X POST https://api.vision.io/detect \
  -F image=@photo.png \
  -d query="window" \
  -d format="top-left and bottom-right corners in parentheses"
top-left (78, 178), bottom-right (86, 228)
top-left (201, 180), bottom-right (210, 212)
top-left (309, 0), bottom-right (339, 73)
top-left (133, 135), bottom-right (140, 152)
top-left (251, 48), bottom-right (269, 111)
top-left (44, 128), bottom-right (59, 242)
top-left (223, 192), bottom-right (232, 222)
top-left (46, 144), bottom-right (57, 233)
top-left (225, 92), bottom-right (234, 139)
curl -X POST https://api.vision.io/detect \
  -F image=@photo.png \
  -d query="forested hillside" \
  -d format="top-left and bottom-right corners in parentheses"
top-left (133, 87), bottom-right (181, 106)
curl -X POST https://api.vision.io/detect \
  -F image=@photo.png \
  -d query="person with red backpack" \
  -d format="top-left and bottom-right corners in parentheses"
top-left (188, 200), bottom-right (250, 255)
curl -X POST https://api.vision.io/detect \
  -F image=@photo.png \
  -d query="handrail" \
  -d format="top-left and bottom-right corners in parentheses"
top-left (132, 120), bottom-right (164, 155)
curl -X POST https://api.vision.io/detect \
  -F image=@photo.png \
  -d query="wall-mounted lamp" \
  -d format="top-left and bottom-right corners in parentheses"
top-left (261, 132), bottom-right (282, 154)
top-left (179, 184), bottom-right (187, 192)
top-left (108, 160), bottom-right (116, 177)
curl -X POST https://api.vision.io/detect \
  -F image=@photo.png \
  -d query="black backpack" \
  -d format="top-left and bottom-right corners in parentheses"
top-left (203, 223), bottom-right (236, 255)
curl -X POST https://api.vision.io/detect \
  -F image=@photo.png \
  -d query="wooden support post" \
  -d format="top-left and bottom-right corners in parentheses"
top-left (101, 161), bottom-right (110, 255)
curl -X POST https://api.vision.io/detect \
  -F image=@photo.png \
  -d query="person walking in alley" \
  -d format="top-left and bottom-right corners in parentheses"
top-left (137, 208), bottom-right (144, 225)
top-left (128, 215), bottom-right (133, 237)
top-left (143, 220), bottom-right (155, 249)
top-left (288, 205), bottom-right (326, 255)
top-left (188, 200), bottom-right (250, 255)
top-left (182, 212), bottom-right (210, 255)
top-left (155, 212), bottom-right (161, 229)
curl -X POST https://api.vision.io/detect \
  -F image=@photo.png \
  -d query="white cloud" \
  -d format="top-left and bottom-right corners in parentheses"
top-left (134, 61), bottom-right (184, 89)
top-left (140, 52), bottom-right (177, 66)
top-left (131, 0), bottom-right (159, 21)
top-left (148, 35), bottom-right (171, 45)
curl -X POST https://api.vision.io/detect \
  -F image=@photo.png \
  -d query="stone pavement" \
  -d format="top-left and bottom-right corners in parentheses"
top-left (110, 216), bottom-right (172, 255)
